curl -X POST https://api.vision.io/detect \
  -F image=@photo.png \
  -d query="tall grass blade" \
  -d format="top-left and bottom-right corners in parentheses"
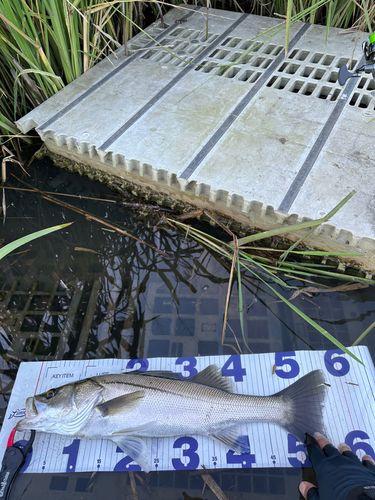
top-left (0, 223), bottom-right (73, 261)
top-left (352, 320), bottom-right (375, 346)
top-left (278, 190), bottom-right (356, 264)
top-left (285, 0), bottom-right (294, 57)
top-left (237, 217), bottom-right (327, 246)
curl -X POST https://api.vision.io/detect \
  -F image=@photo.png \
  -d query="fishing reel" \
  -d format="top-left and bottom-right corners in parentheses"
top-left (338, 31), bottom-right (375, 87)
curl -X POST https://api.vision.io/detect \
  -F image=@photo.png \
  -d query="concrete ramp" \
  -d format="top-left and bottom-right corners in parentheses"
top-left (16, 6), bottom-right (375, 271)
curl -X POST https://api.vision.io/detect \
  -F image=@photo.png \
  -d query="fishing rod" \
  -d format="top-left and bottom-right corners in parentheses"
top-left (338, 31), bottom-right (375, 87)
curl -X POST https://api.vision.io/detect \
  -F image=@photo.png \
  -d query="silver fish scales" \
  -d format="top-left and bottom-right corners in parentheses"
top-left (16, 366), bottom-right (327, 471)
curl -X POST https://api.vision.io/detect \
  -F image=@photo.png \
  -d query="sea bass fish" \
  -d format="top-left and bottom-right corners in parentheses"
top-left (16, 366), bottom-right (326, 471)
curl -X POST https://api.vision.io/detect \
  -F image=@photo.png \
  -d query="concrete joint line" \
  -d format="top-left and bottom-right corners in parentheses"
top-left (277, 55), bottom-right (366, 214)
top-left (38, 7), bottom-right (199, 132)
top-left (97, 12), bottom-right (249, 151)
top-left (179, 22), bottom-right (311, 180)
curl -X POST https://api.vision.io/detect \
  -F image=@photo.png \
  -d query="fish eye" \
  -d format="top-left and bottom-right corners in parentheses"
top-left (46, 389), bottom-right (56, 399)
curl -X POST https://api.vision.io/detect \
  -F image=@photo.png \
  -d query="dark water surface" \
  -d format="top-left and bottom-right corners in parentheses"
top-left (1, 158), bottom-right (375, 500)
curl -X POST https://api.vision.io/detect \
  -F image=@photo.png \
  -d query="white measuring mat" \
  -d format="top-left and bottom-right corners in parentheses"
top-left (1, 346), bottom-right (374, 473)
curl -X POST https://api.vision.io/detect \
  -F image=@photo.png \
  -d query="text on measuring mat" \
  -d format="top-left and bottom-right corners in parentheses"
top-left (52, 373), bottom-right (74, 379)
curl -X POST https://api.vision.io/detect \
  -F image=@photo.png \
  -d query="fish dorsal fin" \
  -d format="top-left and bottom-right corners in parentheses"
top-left (210, 426), bottom-right (250, 454)
top-left (189, 365), bottom-right (235, 393)
top-left (127, 366), bottom-right (235, 392)
top-left (97, 391), bottom-right (144, 417)
top-left (111, 435), bottom-right (150, 472)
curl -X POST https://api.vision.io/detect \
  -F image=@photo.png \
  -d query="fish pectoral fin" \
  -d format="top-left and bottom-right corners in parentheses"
top-left (210, 426), bottom-right (250, 454)
top-left (97, 390), bottom-right (144, 417)
top-left (111, 435), bottom-right (150, 472)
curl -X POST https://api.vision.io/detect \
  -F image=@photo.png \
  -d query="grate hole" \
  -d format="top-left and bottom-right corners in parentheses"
top-left (215, 50), bottom-right (230, 60)
top-left (266, 75), bottom-right (277, 87)
top-left (199, 61), bottom-right (217, 73)
top-left (358, 78), bottom-right (367, 89)
top-left (141, 51), bottom-right (153, 60)
top-left (273, 46), bottom-right (283, 56)
top-left (358, 94), bottom-right (371, 108)
top-left (262, 59), bottom-right (272, 68)
top-left (349, 92), bottom-right (359, 106)
top-left (264, 44), bottom-right (276, 54)
top-left (216, 65), bottom-right (229, 76)
top-left (250, 72), bottom-right (261, 83)
top-left (322, 55), bottom-right (335, 65)
top-left (301, 83), bottom-right (317, 96)
top-left (21, 315), bottom-right (43, 332)
top-left (23, 338), bottom-right (37, 353)
top-left (290, 49), bottom-right (309, 60)
top-left (253, 56), bottom-right (265, 67)
top-left (318, 86), bottom-right (331, 99)
top-left (330, 88), bottom-right (341, 101)
top-left (224, 67), bottom-right (241, 78)
top-left (313, 69), bottom-right (326, 80)
top-left (284, 63), bottom-right (299, 74)
top-left (368, 80), bottom-right (375, 90)
top-left (238, 69), bottom-right (254, 82)
top-left (222, 37), bottom-right (241, 47)
top-left (311, 53), bottom-right (323, 63)
top-left (275, 77), bottom-right (290, 89)
top-left (182, 29), bottom-right (195, 39)
top-left (229, 52), bottom-right (251, 64)
top-left (170, 28), bottom-right (185, 36)
top-left (279, 62), bottom-right (287, 71)
top-left (160, 54), bottom-right (173, 63)
top-left (240, 40), bottom-right (252, 50)
top-left (251, 43), bottom-right (263, 52)
top-left (336, 58), bottom-right (357, 69)
top-left (302, 66), bottom-right (314, 77)
top-left (290, 80), bottom-right (304, 93)
top-left (206, 34), bottom-right (218, 43)
top-left (329, 72), bottom-right (338, 83)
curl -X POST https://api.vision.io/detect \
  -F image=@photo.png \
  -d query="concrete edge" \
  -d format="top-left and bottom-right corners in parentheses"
top-left (38, 137), bottom-right (375, 275)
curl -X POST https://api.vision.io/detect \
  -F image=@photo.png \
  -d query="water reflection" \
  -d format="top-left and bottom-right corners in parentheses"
top-left (0, 159), bottom-right (375, 499)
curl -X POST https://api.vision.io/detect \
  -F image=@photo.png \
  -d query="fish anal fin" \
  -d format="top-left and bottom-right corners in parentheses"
top-left (111, 435), bottom-right (150, 472)
top-left (97, 390), bottom-right (144, 417)
top-left (189, 365), bottom-right (235, 393)
top-left (210, 425), bottom-right (250, 453)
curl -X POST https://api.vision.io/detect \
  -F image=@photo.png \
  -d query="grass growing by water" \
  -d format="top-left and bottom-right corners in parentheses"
top-left (0, 0), bottom-right (374, 153)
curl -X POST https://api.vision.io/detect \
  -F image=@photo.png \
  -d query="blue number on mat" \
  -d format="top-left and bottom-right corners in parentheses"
top-left (345, 430), bottom-right (375, 459)
top-left (63, 439), bottom-right (80, 472)
top-left (324, 350), bottom-right (350, 377)
top-left (275, 352), bottom-right (300, 379)
top-left (126, 359), bottom-right (149, 371)
top-left (114, 447), bottom-right (142, 471)
top-left (226, 436), bottom-right (255, 468)
top-left (13, 439), bottom-right (33, 473)
top-left (172, 437), bottom-right (199, 470)
top-left (221, 355), bottom-right (246, 382)
top-left (176, 357), bottom-right (198, 378)
top-left (287, 434), bottom-right (311, 467)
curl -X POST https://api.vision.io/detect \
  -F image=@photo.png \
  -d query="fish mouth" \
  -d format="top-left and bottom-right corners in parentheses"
top-left (16, 397), bottom-right (38, 431)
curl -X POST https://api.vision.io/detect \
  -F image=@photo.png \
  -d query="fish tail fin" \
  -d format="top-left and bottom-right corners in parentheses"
top-left (276, 369), bottom-right (327, 442)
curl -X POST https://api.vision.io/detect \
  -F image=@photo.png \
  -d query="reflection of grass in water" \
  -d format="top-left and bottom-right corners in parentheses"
top-left (168, 191), bottom-right (375, 364)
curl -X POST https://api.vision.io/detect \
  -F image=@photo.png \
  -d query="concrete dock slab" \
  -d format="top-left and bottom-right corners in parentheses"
top-left (16, 6), bottom-right (375, 270)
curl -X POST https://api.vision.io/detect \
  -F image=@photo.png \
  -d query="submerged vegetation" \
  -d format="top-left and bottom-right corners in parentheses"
top-left (0, 0), bottom-right (374, 154)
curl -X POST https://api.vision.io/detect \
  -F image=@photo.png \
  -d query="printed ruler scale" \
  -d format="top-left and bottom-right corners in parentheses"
top-left (1, 347), bottom-right (374, 474)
